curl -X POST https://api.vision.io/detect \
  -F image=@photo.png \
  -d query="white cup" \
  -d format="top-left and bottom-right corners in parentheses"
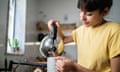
top-left (47, 57), bottom-right (56, 72)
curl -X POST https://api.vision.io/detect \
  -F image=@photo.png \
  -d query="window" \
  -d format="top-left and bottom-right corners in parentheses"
top-left (7, 0), bottom-right (26, 55)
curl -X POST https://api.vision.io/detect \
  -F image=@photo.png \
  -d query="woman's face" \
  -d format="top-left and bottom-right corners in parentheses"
top-left (80, 9), bottom-right (105, 27)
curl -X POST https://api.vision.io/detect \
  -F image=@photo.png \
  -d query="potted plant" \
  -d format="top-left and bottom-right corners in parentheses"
top-left (8, 38), bottom-right (20, 52)
top-left (13, 39), bottom-right (19, 52)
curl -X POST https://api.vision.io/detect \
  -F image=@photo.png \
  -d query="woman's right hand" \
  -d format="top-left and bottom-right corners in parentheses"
top-left (48, 19), bottom-right (65, 40)
top-left (48, 19), bottom-right (61, 32)
top-left (48, 19), bottom-right (73, 43)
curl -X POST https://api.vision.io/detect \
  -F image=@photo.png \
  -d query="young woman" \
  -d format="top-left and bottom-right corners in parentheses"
top-left (48, 0), bottom-right (120, 72)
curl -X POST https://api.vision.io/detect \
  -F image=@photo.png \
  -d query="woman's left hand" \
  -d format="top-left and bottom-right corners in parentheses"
top-left (55, 56), bottom-right (75, 72)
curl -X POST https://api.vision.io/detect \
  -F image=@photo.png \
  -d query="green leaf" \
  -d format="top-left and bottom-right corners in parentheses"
top-left (13, 39), bottom-right (19, 48)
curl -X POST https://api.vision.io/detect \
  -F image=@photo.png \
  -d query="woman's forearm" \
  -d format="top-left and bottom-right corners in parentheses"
top-left (58, 29), bottom-right (73, 44)
top-left (57, 28), bottom-right (65, 39)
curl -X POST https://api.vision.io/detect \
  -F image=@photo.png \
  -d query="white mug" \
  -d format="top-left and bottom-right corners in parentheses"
top-left (47, 57), bottom-right (56, 72)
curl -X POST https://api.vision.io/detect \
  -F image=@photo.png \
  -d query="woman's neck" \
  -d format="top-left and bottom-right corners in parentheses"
top-left (92, 19), bottom-right (107, 28)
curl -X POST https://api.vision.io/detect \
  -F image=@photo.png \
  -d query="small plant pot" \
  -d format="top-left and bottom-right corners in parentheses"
top-left (13, 47), bottom-right (19, 52)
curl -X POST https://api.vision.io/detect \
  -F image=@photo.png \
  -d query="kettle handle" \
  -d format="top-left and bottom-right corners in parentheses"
top-left (52, 23), bottom-right (57, 40)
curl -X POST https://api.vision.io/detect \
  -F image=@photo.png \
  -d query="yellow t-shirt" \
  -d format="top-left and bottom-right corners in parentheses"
top-left (72, 21), bottom-right (120, 72)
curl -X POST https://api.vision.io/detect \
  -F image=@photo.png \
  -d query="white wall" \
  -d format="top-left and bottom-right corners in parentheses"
top-left (106, 0), bottom-right (120, 22)
top-left (0, 0), bottom-right (9, 67)
top-left (36, 0), bottom-right (80, 24)
top-left (25, 0), bottom-right (39, 42)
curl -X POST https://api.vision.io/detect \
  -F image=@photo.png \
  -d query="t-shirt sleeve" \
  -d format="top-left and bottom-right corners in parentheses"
top-left (72, 30), bottom-right (77, 43)
top-left (108, 31), bottom-right (120, 59)
top-left (57, 40), bottom-right (64, 55)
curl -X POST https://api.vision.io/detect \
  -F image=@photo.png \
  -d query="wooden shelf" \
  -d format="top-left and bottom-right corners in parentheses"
top-left (36, 21), bottom-right (77, 31)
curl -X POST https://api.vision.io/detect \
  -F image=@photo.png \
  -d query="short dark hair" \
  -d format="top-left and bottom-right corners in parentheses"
top-left (77, 0), bottom-right (113, 12)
